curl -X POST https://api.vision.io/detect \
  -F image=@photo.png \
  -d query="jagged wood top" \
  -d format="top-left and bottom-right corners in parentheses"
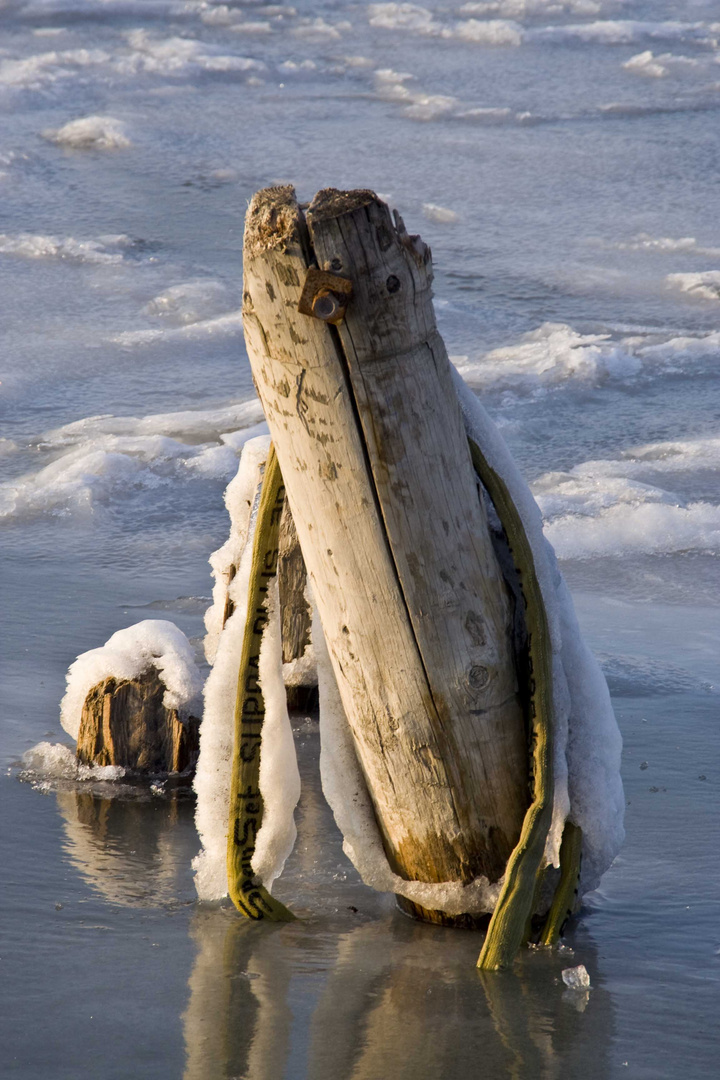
top-left (244, 185), bottom-right (302, 256)
top-left (308, 188), bottom-right (379, 222)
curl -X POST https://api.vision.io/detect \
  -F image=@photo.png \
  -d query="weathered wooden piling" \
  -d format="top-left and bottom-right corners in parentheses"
top-left (241, 186), bottom-right (529, 924)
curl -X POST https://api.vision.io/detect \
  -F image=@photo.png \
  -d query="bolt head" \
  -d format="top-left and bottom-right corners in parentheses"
top-left (312, 290), bottom-right (341, 321)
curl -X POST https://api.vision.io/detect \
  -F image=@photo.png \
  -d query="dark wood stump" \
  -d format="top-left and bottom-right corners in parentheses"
top-left (76, 666), bottom-right (200, 774)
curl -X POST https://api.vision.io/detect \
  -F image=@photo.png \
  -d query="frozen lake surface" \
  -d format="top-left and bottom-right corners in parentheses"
top-left (1, 0), bottom-right (719, 1076)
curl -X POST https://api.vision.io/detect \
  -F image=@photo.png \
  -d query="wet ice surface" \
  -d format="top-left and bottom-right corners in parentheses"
top-left (1, 0), bottom-right (720, 1075)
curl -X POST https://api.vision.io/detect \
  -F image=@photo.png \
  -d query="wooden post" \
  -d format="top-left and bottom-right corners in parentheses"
top-left (277, 504), bottom-right (317, 712)
top-left (242, 187), bottom-right (528, 922)
top-left (76, 668), bottom-right (199, 774)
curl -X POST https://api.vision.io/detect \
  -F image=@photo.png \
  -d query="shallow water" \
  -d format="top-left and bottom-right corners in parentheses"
top-left (3, 685), bottom-right (719, 1079)
top-left (1, 0), bottom-right (720, 1076)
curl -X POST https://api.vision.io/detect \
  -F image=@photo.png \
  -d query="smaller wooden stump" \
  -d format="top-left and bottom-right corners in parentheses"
top-left (76, 667), bottom-right (200, 774)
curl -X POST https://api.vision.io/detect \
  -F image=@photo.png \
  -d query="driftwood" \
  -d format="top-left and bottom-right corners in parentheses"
top-left (76, 667), bottom-right (199, 774)
top-left (242, 186), bottom-right (528, 924)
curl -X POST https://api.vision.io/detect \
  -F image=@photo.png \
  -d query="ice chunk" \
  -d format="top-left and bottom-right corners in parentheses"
top-left (562, 964), bottom-right (591, 990)
top-left (43, 116), bottom-right (131, 150)
top-left (19, 742), bottom-right (127, 784)
top-left (21, 742), bottom-right (79, 781)
top-left (422, 203), bottom-right (459, 224)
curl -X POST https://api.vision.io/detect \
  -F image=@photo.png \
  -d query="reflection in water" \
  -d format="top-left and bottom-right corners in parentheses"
top-left (182, 910), bottom-right (615, 1080)
top-left (52, 724), bottom-right (614, 1078)
top-left (179, 713), bottom-right (615, 1080)
top-left (55, 787), bottom-right (197, 907)
top-left (182, 912), bottom-right (293, 1080)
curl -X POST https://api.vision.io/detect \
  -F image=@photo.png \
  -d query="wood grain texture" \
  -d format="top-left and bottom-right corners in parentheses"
top-left (308, 190), bottom-right (528, 877)
top-left (278, 504), bottom-right (318, 712)
top-left (76, 668), bottom-right (199, 774)
top-left (277, 503), bottom-right (311, 666)
top-left (242, 186), bottom-right (528, 897)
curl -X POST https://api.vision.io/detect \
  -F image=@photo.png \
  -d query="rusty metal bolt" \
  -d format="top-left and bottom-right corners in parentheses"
top-left (298, 268), bottom-right (353, 324)
top-left (312, 289), bottom-right (341, 322)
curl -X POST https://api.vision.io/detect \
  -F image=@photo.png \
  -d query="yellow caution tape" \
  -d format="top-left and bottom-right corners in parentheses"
top-left (538, 820), bottom-right (582, 946)
top-left (468, 438), bottom-right (555, 970)
top-left (227, 443), bottom-right (295, 921)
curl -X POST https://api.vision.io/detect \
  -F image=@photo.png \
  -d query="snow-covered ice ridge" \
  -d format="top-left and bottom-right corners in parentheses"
top-left (666, 272), bottom-right (720, 302)
top-left (0, 402), bottom-right (267, 522)
top-left (452, 321), bottom-right (720, 394)
top-left (534, 436), bottom-right (720, 559)
top-left (368, 5), bottom-right (720, 48)
top-left (0, 232), bottom-right (136, 263)
top-left (0, 31), bottom-right (266, 91)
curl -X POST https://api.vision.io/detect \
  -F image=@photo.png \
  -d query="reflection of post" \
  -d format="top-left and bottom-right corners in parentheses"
top-left (182, 912), bottom-right (292, 1080)
top-left (182, 912), bottom-right (243, 1080)
top-left (307, 922), bottom-right (390, 1080)
top-left (239, 930), bottom-right (293, 1080)
top-left (480, 968), bottom-right (561, 1080)
top-left (55, 789), bottom-right (195, 906)
top-left (306, 918), bottom-right (615, 1080)
top-left (308, 919), bottom-right (492, 1080)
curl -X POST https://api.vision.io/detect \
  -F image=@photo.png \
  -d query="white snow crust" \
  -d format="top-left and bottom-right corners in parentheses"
top-left (203, 435), bottom-right (270, 664)
top-left (193, 443), bottom-right (268, 899)
top-left (60, 619), bottom-right (203, 741)
top-left (252, 581), bottom-right (302, 891)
